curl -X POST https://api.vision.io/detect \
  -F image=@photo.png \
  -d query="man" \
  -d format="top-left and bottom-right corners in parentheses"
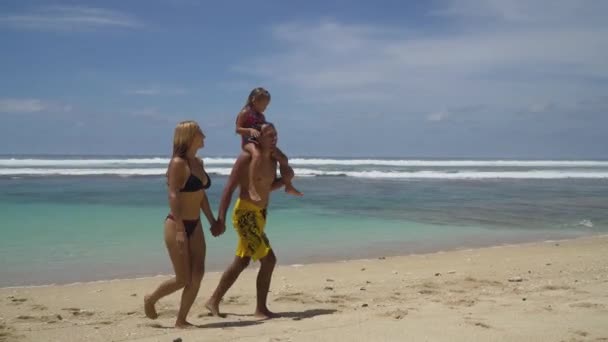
top-left (207, 122), bottom-right (295, 319)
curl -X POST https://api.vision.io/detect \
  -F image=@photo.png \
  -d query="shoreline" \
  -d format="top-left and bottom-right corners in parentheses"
top-left (2, 232), bottom-right (604, 290)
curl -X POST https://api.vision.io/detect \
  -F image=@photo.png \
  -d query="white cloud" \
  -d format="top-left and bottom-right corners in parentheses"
top-left (433, 0), bottom-right (608, 25)
top-left (0, 99), bottom-right (47, 113)
top-left (130, 108), bottom-right (175, 123)
top-left (0, 98), bottom-right (72, 114)
top-left (428, 110), bottom-right (450, 122)
top-left (125, 85), bottom-right (189, 96)
top-left (528, 102), bottom-right (554, 114)
top-left (235, 2), bottom-right (608, 116)
top-left (0, 6), bottom-right (142, 31)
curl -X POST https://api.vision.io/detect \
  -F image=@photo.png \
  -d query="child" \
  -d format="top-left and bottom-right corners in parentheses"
top-left (235, 87), bottom-right (302, 201)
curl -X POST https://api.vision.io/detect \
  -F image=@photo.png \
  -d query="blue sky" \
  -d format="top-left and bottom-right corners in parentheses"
top-left (1, 0), bottom-right (607, 158)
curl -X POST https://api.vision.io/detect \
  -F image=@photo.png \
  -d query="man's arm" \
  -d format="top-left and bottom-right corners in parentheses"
top-left (217, 153), bottom-right (249, 224)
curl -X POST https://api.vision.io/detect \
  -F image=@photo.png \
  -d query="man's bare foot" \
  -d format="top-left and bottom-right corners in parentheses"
top-left (144, 295), bottom-right (158, 319)
top-left (285, 184), bottom-right (303, 197)
top-left (254, 308), bottom-right (278, 319)
top-left (204, 299), bottom-right (225, 318)
top-left (249, 187), bottom-right (261, 201)
top-left (175, 320), bottom-right (195, 329)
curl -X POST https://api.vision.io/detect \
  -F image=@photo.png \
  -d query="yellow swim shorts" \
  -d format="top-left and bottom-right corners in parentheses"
top-left (232, 198), bottom-right (271, 261)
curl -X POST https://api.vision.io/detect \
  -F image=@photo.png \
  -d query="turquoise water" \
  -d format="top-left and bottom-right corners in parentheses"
top-left (1, 157), bottom-right (608, 286)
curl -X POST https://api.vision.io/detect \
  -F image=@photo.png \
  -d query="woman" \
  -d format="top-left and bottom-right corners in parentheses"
top-left (144, 120), bottom-right (216, 328)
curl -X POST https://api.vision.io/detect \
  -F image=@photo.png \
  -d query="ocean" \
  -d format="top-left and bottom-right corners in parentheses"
top-left (1, 156), bottom-right (607, 287)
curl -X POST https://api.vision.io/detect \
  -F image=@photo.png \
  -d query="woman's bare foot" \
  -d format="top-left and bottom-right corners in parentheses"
top-left (144, 295), bottom-right (158, 319)
top-left (175, 320), bottom-right (195, 329)
top-left (204, 299), bottom-right (225, 318)
top-left (285, 184), bottom-right (303, 197)
top-left (254, 308), bottom-right (278, 319)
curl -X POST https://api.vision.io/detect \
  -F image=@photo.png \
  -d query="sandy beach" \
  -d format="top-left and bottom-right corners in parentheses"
top-left (1, 235), bottom-right (607, 342)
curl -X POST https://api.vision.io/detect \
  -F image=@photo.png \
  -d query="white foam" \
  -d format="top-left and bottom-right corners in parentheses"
top-left (292, 169), bottom-right (608, 179)
top-left (2, 158), bottom-right (608, 168)
top-left (0, 168), bottom-right (167, 176)
top-left (2, 167), bottom-right (608, 179)
top-left (0, 158), bottom-right (169, 167)
top-left (287, 159), bottom-right (608, 167)
top-left (577, 219), bottom-right (594, 228)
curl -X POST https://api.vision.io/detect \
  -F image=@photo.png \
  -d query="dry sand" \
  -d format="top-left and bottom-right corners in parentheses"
top-left (1, 235), bottom-right (607, 342)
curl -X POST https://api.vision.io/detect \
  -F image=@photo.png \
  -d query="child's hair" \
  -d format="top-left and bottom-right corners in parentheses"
top-left (240, 87), bottom-right (271, 114)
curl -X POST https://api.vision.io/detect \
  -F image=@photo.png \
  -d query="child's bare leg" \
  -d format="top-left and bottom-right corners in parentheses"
top-left (273, 148), bottom-right (303, 197)
top-left (279, 165), bottom-right (303, 196)
top-left (244, 143), bottom-right (262, 201)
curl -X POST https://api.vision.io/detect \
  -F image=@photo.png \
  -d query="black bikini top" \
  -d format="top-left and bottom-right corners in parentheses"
top-left (180, 161), bottom-right (211, 192)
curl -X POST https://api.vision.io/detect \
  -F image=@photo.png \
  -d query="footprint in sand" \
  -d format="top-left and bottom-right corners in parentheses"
top-left (61, 308), bottom-right (95, 317)
top-left (275, 292), bottom-right (319, 305)
top-left (225, 296), bottom-right (247, 306)
top-left (86, 321), bottom-right (113, 326)
top-left (449, 289), bottom-right (467, 294)
top-left (464, 277), bottom-right (503, 287)
top-left (465, 317), bottom-right (492, 329)
top-left (541, 285), bottom-right (572, 291)
top-left (569, 302), bottom-right (606, 310)
top-left (447, 298), bottom-right (477, 307)
top-left (7, 297), bottom-right (27, 305)
top-left (379, 309), bottom-right (408, 320)
top-left (275, 292), bottom-right (304, 302)
top-left (16, 314), bottom-right (62, 324)
top-left (325, 294), bottom-right (357, 304)
top-left (31, 304), bottom-right (48, 311)
top-left (1, 321), bottom-right (18, 341)
top-left (418, 289), bottom-right (438, 295)
top-left (411, 281), bottom-right (442, 295)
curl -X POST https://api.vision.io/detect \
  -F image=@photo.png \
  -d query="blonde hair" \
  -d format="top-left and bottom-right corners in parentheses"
top-left (172, 120), bottom-right (201, 158)
top-left (166, 120), bottom-right (201, 183)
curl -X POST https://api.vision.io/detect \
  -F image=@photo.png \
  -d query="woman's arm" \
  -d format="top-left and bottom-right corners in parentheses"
top-left (167, 157), bottom-right (188, 225)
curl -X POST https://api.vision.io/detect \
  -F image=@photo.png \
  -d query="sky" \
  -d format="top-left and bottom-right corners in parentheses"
top-left (0, 0), bottom-right (607, 158)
